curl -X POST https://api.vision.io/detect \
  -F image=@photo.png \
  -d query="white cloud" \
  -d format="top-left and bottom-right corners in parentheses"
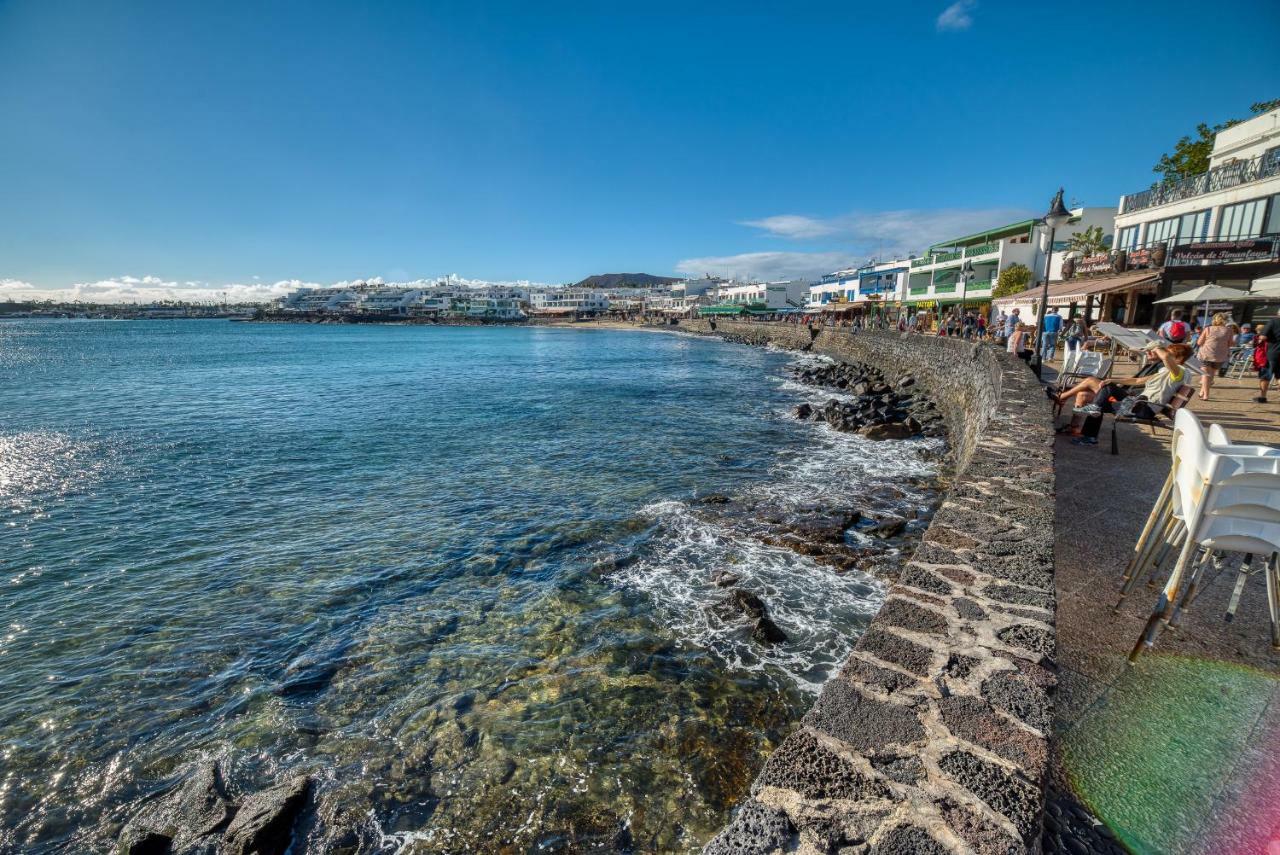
top-left (738, 214), bottom-right (841, 240)
top-left (674, 251), bottom-right (863, 282)
top-left (738, 206), bottom-right (1033, 260)
top-left (936, 0), bottom-right (976, 31)
top-left (0, 273), bottom-right (557, 304)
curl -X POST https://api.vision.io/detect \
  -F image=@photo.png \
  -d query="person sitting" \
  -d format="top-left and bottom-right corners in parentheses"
top-left (1048, 343), bottom-right (1193, 445)
top-left (1236, 323), bottom-right (1256, 346)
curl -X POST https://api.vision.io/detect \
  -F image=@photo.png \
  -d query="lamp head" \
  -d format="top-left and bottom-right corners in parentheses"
top-left (960, 259), bottom-right (975, 276)
top-left (1042, 187), bottom-right (1071, 230)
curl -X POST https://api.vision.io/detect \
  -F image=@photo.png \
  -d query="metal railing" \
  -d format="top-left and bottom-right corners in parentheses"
top-left (1120, 149), bottom-right (1280, 214)
top-left (910, 256), bottom-right (933, 269)
top-left (965, 242), bottom-right (999, 257)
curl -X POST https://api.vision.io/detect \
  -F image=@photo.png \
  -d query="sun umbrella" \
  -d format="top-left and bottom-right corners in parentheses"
top-left (1249, 272), bottom-right (1280, 297)
top-left (1154, 283), bottom-right (1251, 326)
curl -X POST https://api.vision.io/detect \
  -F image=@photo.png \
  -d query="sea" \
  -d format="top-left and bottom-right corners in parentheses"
top-left (0, 320), bottom-right (942, 853)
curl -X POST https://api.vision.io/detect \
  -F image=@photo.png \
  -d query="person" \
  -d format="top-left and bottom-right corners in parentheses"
top-left (1157, 309), bottom-right (1191, 343)
top-left (1236, 323), bottom-right (1256, 346)
top-left (1065, 316), bottom-right (1086, 355)
top-left (1004, 308), bottom-right (1021, 342)
top-left (1255, 315), bottom-right (1280, 403)
top-left (1195, 312), bottom-right (1233, 400)
top-left (977, 314), bottom-right (987, 340)
top-left (1008, 323), bottom-right (1032, 360)
top-left (1050, 343), bottom-right (1193, 445)
top-left (1040, 307), bottom-right (1063, 361)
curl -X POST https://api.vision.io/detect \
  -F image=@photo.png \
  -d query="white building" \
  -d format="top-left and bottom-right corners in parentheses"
top-left (904, 207), bottom-right (1115, 323)
top-left (277, 287), bottom-right (359, 313)
top-left (807, 261), bottom-right (909, 314)
top-left (356, 287), bottom-right (426, 315)
top-left (529, 288), bottom-right (610, 314)
top-left (713, 280), bottom-right (808, 310)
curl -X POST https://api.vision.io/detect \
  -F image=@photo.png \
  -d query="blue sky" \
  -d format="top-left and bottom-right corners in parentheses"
top-left (1, 0), bottom-right (1278, 301)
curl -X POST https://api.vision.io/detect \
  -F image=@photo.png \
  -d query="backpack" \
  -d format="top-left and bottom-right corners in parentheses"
top-left (1165, 320), bottom-right (1188, 342)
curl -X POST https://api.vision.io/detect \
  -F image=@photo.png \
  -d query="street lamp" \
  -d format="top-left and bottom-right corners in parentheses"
top-left (1031, 187), bottom-right (1071, 378)
top-left (959, 258), bottom-right (975, 335)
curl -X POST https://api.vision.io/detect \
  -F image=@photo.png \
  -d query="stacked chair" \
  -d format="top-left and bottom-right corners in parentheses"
top-left (1116, 409), bottom-right (1280, 662)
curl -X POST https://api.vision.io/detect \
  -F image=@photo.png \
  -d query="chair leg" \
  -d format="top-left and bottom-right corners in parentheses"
top-left (1225, 554), bottom-right (1255, 623)
top-left (1147, 519), bottom-right (1184, 590)
top-left (1121, 472), bottom-right (1174, 581)
top-left (1111, 420), bottom-right (1119, 455)
top-left (1169, 548), bottom-right (1213, 629)
top-left (1130, 533), bottom-right (1198, 662)
top-left (1118, 515), bottom-right (1180, 611)
top-left (1267, 553), bottom-right (1280, 651)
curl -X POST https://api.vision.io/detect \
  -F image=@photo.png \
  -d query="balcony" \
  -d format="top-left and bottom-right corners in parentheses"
top-left (1120, 149), bottom-right (1280, 214)
top-left (910, 256), bottom-right (933, 269)
top-left (964, 242), bottom-right (999, 258)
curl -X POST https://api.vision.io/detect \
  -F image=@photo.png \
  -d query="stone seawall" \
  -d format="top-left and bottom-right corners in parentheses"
top-left (691, 321), bottom-right (1056, 855)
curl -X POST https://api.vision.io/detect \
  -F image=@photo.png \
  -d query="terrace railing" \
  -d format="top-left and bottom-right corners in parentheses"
top-left (910, 256), bottom-right (933, 269)
top-left (964, 242), bottom-right (999, 257)
top-left (1120, 149), bottom-right (1280, 214)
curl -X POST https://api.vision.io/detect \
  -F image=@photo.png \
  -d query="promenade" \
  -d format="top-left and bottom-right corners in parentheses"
top-left (1046, 364), bottom-right (1280, 854)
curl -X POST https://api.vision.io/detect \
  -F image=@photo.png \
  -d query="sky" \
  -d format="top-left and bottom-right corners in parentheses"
top-left (1, 0), bottom-right (1278, 303)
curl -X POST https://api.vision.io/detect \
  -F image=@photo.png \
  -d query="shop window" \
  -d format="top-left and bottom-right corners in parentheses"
top-left (1146, 216), bottom-right (1179, 245)
top-left (1117, 226), bottom-right (1141, 250)
top-left (1264, 194), bottom-right (1280, 236)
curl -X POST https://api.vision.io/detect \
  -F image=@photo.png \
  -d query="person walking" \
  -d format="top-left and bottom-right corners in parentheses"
top-left (1157, 309), bottom-right (1191, 343)
top-left (1040, 307), bottom-right (1063, 362)
top-left (1195, 312), bottom-right (1233, 400)
top-left (1254, 315), bottom-right (1280, 403)
top-left (1003, 308), bottom-right (1021, 342)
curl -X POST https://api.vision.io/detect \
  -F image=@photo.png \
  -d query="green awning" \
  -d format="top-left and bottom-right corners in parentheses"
top-left (699, 305), bottom-right (747, 316)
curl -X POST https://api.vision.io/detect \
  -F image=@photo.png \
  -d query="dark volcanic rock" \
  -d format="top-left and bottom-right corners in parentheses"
top-left (698, 493), bottom-right (733, 505)
top-left (224, 776), bottom-right (311, 855)
top-left (703, 799), bottom-right (796, 855)
top-left (119, 762), bottom-right (234, 854)
top-left (752, 615), bottom-right (788, 645)
top-left (803, 678), bottom-right (925, 754)
top-left (794, 402), bottom-right (813, 420)
top-left (861, 422), bottom-right (915, 440)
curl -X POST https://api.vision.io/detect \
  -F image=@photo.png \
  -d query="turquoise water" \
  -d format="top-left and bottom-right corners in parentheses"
top-left (0, 320), bottom-right (940, 853)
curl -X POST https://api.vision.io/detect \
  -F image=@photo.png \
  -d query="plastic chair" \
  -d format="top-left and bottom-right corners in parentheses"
top-left (1127, 412), bottom-right (1280, 660)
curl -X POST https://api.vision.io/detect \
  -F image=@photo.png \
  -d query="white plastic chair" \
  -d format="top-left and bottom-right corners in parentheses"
top-left (1128, 411), bottom-right (1280, 659)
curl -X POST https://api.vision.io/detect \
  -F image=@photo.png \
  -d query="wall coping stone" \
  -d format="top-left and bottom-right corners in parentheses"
top-left (693, 321), bottom-right (1056, 855)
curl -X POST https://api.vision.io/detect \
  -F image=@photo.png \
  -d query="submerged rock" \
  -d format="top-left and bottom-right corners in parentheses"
top-left (860, 422), bottom-right (914, 440)
top-left (793, 403), bottom-right (813, 420)
top-left (223, 775), bottom-right (311, 855)
top-left (119, 762), bottom-right (235, 854)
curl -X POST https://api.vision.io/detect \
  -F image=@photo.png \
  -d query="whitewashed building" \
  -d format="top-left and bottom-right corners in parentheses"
top-left (714, 280), bottom-right (808, 310)
top-left (529, 288), bottom-right (610, 314)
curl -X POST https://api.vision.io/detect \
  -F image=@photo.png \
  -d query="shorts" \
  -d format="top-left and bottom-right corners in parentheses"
top-left (1262, 362), bottom-right (1275, 381)
top-left (1201, 360), bottom-right (1222, 372)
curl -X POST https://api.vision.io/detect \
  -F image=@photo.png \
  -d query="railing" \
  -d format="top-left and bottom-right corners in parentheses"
top-left (934, 250), bottom-right (962, 264)
top-left (1120, 149), bottom-right (1280, 214)
top-left (964, 242), bottom-right (999, 257)
top-left (933, 284), bottom-right (956, 294)
top-left (910, 256), bottom-right (933, 268)
top-left (908, 286), bottom-right (931, 296)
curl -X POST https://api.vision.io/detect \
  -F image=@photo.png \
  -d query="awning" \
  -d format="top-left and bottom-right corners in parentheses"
top-left (699, 305), bottom-right (747, 316)
top-left (992, 271), bottom-right (1160, 307)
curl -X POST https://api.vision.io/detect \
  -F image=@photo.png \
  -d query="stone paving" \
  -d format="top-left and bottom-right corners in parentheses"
top-left (1047, 361), bottom-right (1280, 855)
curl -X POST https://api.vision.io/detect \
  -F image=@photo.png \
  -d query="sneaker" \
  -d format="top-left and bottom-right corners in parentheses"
top-left (1254, 396), bottom-right (1269, 404)
top-left (1070, 436), bottom-right (1099, 446)
top-left (1073, 403), bottom-right (1102, 416)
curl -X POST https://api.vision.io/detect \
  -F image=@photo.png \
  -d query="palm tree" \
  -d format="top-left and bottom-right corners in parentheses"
top-left (1067, 225), bottom-right (1108, 257)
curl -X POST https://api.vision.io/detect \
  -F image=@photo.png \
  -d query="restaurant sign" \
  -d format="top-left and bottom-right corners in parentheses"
top-left (1125, 247), bottom-right (1153, 268)
top-left (1075, 254), bottom-right (1114, 275)
top-left (1169, 239), bottom-right (1277, 265)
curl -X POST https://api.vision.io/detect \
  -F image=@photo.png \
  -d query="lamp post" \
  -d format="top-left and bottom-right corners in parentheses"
top-left (1032, 188), bottom-right (1071, 378)
top-left (959, 258), bottom-right (974, 336)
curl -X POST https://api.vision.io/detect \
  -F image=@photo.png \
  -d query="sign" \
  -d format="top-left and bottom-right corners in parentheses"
top-left (1125, 247), bottom-right (1154, 268)
top-left (1076, 254), bottom-right (1114, 275)
top-left (1169, 239), bottom-right (1278, 266)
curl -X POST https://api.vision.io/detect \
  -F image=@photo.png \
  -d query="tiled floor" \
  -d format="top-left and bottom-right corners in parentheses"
top-left (1048, 364), bottom-right (1280, 854)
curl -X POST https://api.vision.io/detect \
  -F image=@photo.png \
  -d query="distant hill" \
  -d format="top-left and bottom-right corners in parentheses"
top-left (573, 273), bottom-right (681, 289)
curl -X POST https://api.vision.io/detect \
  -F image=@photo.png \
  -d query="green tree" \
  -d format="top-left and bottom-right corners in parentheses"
top-left (993, 263), bottom-right (1033, 298)
top-left (1153, 99), bottom-right (1280, 182)
top-left (1067, 225), bottom-right (1108, 257)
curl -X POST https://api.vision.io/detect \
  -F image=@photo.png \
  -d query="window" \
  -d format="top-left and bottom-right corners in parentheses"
top-left (1117, 225), bottom-right (1141, 250)
top-left (1178, 209), bottom-right (1210, 242)
top-left (1145, 216), bottom-right (1179, 245)
top-left (1217, 198), bottom-right (1267, 239)
top-left (1264, 194), bottom-right (1280, 236)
